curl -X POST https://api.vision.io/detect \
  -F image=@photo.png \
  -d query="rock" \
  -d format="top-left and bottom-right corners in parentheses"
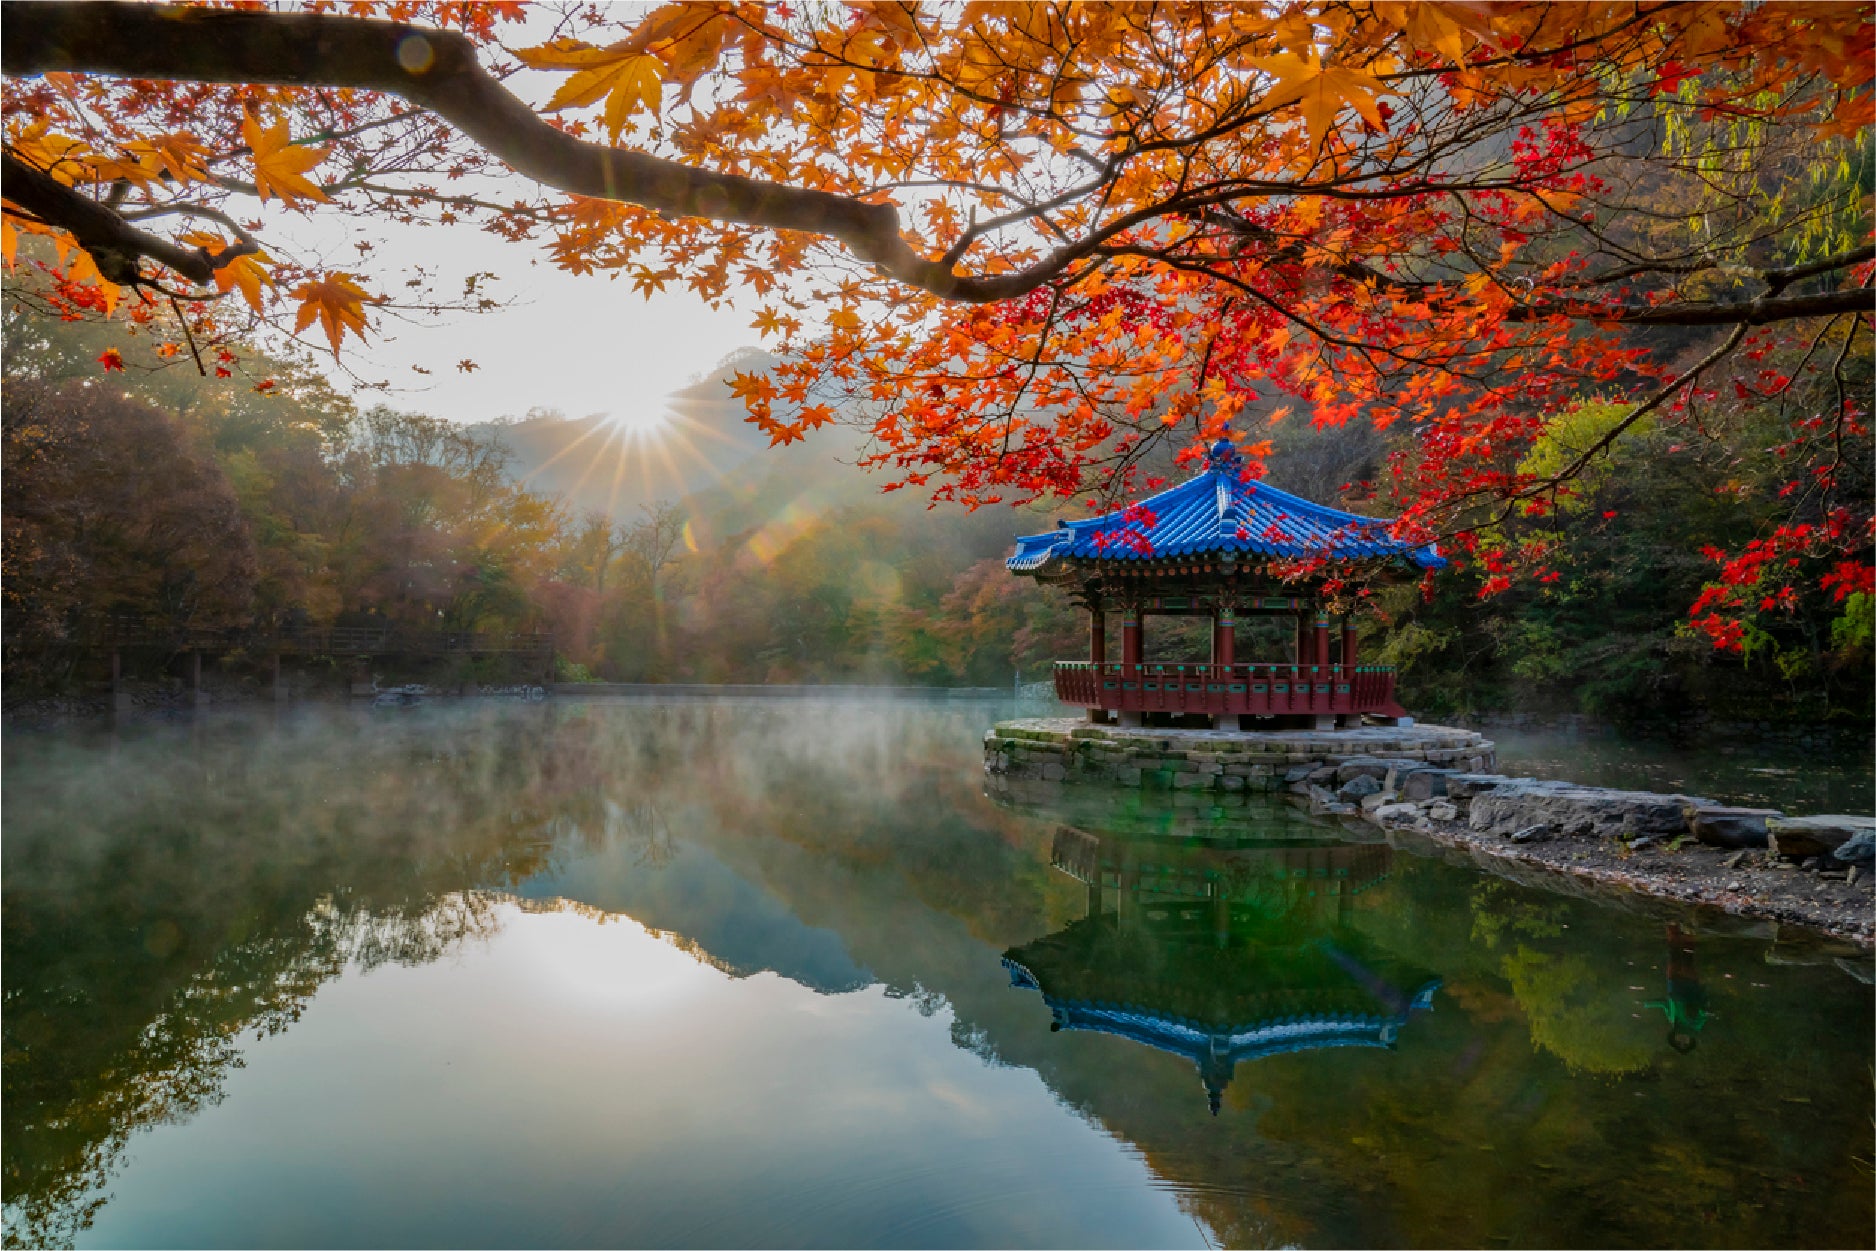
top-left (1307, 765), bottom-right (1340, 784)
top-left (1445, 774), bottom-right (1511, 800)
top-left (1359, 790), bottom-right (1398, 812)
top-left (1397, 769), bottom-right (1455, 802)
top-left (1323, 801), bottom-right (1361, 816)
top-left (1283, 765), bottom-right (1314, 783)
top-left (1769, 815), bottom-right (1876, 860)
top-left (1369, 802), bottom-right (1421, 823)
top-left (1848, 865), bottom-right (1862, 888)
top-left (1628, 836), bottom-right (1657, 852)
top-left (1425, 801), bottom-right (1459, 822)
top-left (1690, 806), bottom-right (1780, 849)
top-left (1339, 774), bottom-right (1384, 801)
top-left (1509, 824), bottom-right (1550, 844)
top-left (1219, 774), bottom-right (1246, 792)
top-left (1829, 830), bottom-right (1875, 866)
top-left (1335, 757), bottom-right (1393, 783)
top-left (1722, 850), bottom-right (1748, 870)
top-left (1469, 780), bottom-right (1707, 840)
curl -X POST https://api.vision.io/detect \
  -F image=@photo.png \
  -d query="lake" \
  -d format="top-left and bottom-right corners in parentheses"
top-left (4, 700), bottom-right (1871, 1249)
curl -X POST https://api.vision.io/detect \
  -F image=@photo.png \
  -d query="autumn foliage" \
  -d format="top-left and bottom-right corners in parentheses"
top-left (2, 1), bottom-right (1871, 651)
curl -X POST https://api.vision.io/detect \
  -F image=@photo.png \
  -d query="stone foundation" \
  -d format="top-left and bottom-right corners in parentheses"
top-left (984, 717), bottom-right (1496, 793)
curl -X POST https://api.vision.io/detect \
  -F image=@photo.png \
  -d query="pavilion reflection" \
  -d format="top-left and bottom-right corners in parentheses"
top-left (1004, 826), bottom-right (1442, 1114)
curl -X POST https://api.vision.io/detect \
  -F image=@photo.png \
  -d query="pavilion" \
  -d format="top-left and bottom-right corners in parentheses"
top-left (1007, 437), bottom-right (1442, 729)
top-left (1005, 825), bottom-right (1442, 1115)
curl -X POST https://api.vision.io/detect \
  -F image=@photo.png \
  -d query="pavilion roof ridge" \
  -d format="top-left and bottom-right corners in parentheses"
top-left (1007, 454), bottom-right (1444, 573)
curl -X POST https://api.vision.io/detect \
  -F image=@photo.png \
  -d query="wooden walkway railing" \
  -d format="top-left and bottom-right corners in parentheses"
top-left (1054, 660), bottom-right (1404, 718)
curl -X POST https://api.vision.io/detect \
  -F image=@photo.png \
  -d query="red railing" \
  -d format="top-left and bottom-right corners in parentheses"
top-left (1053, 661), bottom-right (1403, 718)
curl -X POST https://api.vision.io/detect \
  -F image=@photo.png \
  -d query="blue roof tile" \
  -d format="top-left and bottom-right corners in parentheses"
top-left (1008, 440), bottom-right (1443, 573)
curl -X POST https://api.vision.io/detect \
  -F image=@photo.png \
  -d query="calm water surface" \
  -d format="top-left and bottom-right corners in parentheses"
top-left (3, 701), bottom-right (1871, 1249)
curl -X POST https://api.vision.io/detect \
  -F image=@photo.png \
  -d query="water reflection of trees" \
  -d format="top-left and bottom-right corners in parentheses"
top-left (2, 699), bottom-right (1003, 1248)
top-left (2, 710), bottom-right (591, 1248)
top-left (6, 702), bottom-right (1871, 1250)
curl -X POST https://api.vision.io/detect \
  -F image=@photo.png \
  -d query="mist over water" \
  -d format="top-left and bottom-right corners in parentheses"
top-left (3, 700), bottom-right (1871, 1249)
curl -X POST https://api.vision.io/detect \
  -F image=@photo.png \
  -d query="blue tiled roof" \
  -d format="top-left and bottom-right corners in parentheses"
top-left (1008, 440), bottom-right (1444, 573)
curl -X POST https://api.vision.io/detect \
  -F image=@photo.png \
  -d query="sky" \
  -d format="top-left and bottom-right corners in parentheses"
top-left (276, 206), bottom-right (762, 429)
top-left (261, 1), bottom-right (763, 430)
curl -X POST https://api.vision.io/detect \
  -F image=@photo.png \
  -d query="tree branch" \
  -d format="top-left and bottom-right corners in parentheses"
top-left (0, 149), bottom-right (251, 283)
top-left (1, 2), bottom-right (997, 298)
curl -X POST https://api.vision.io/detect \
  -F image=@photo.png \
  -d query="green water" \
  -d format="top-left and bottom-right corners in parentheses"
top-left (3, 701), bottom-right (1871, 1249)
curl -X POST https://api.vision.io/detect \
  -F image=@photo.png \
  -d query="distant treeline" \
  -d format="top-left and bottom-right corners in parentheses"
top-left (3, 287), bottom-right (1868, 722)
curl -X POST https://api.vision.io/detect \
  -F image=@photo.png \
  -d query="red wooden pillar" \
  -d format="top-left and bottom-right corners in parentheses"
top-left (1122, 611), bottom-right (1142, 671)
top-left (1089, 608), bottom-right (1106, 666)
top-left (1313, 615), bottom-right (1331, 668)
top-left (1213, 605), bottom-right (1235, 672)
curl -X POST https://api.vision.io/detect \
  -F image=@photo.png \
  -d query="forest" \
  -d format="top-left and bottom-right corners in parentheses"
top-left (2, 1), bottom-right (1871, 725)
top-left (4, 258), bottom-right (1869, 725)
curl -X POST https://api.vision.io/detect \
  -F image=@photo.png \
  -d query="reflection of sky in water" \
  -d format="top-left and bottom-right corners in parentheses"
top-left (78, 904), bottom-right (1205, 1250)
top-left (519, 834), bottom-right (872, 994)
top-left (5, 701), bottom-right (1870, 1251)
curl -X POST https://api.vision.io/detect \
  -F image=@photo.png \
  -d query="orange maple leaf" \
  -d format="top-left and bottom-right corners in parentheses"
top-left (516, 39), bottom-right (664, 142)
top-left (290, 272), bottom-right (375, 357)
top-left (1252, 53), bottom-right (1392, 151)
top-left (181, 231), bottom-right (274, 312)
top-left (243, 114), bottom-right (328, 204)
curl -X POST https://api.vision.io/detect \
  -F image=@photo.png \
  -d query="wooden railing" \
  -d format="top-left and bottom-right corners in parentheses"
top-left (1054, 661), bottom-right (1403, 717)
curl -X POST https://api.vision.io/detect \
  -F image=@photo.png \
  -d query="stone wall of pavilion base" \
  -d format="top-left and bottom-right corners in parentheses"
top-left (985, 717), bottom-right (1496, 793)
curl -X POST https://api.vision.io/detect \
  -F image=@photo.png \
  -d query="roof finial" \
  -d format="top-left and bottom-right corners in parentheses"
top-left (1204, 426), bottom-right (1243, 474)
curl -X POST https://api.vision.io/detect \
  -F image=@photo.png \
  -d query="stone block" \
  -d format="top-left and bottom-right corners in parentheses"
top-left (1219, 775), bottom-right (1246, 792)
top-left (1397, 769), bottom-right (1455, 802)
top-left (1173, 770), bottom-right (1213, 789)
top-left (1831, 831), bottom-right (1875, 866)
top-left (1117, 767), bottom-right (1142, 787)
top-left (1445, 773), bottom-right (1511, 799)
top-left (1425, 802), bottom-right (1459, 822)
top-left (1689, 806), bottom-right (1780, 849)
top-left (1339, 774), bottom-right (1384, 801)
top-left (1335, 757), bottom-right (1393, 783)
top-left (1469, 781), bottom-right (1706, 839)
top-left (1768, 815), bottom-right (1876, 860)
top-left (1283, 765), bottom-right (1315, 783)
top-left (1041, 763), bottom-right (1067, 781)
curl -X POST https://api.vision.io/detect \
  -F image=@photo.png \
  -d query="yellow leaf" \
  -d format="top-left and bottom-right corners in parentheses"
top-left (128, 133), bottom-right (212, 184)
top-left (182, 231), bottom-right (274, 313)
top-left (517, 40), bottom-right (664, 142)
top-left (243, 114), bottom-right (328, 204)
top-left (290, 272), bottom-right (375, 357)
top-left (1253, 53), bottom-right (1393, 151)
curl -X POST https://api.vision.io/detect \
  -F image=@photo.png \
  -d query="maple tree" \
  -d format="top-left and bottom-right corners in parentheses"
top-left (2, 0), bottom-right (1871, 647)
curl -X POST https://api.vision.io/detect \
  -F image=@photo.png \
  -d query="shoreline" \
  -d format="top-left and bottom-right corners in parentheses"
top-left (984, 717), bottom-right (1875, 951)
